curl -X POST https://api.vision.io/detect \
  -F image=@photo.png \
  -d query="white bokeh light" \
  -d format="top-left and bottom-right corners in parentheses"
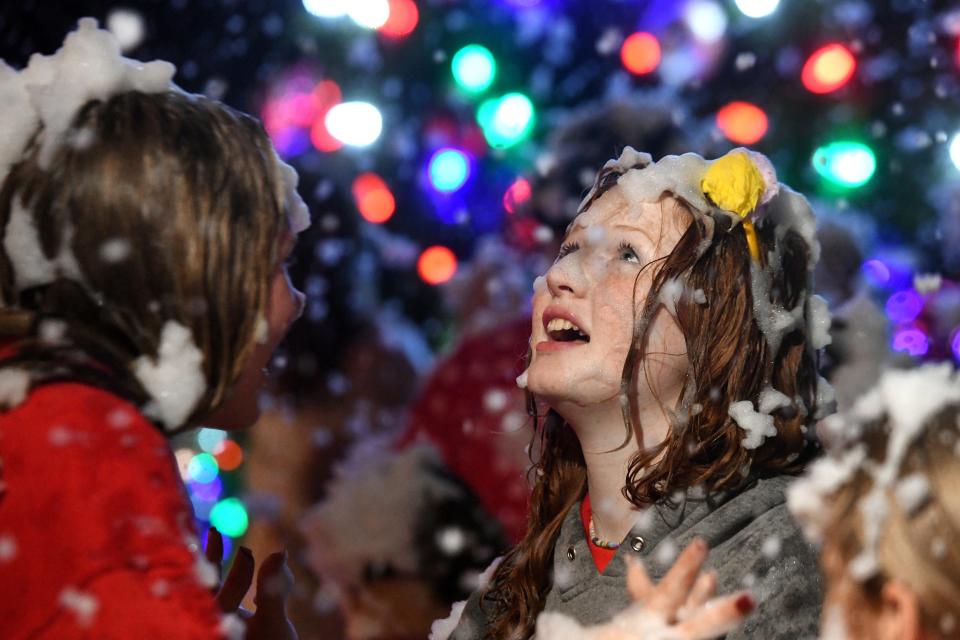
top-left (303, 0), bottom-right (348, 18)
top-left (950, 132), bottom-right (960, 171)
top-left (325, 101), bottom-right (383, 147)
top-left (684, 0), bottom-right (728, 43)
top-left (347, 0), bottom-right (390, 29)
top-left (735, 0), bottom-right (780, 19)
top-left (106, 8), bottom-right (145, 52)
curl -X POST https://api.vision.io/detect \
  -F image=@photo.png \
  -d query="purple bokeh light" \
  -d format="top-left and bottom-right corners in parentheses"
top-left (885, 289), bottom-right (924, 324)
top-left (891, 327), bottom-right (929, 357)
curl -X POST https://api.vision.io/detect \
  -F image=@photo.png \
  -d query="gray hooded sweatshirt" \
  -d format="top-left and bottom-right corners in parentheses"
top-left (449, 475), bottom-right (821, 639)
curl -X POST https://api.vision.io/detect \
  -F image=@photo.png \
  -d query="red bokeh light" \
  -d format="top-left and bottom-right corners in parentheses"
top-left (716, 101), bottom-right (769, 145)
top-left (620, 32), bottom-right (661, 75)
top-left (503, 178), bottom-right (532, 214)
top-left (308, 80), bottom-right (343, 152)
top-left (417, 246), bottom-right (458, 284)
top-left (213, 440), bottom-right (243, 472)
top-left (379, 0), bottom-right (419, 38)
top-left (352, 173), bottom-right (395, 223)
top-left (801, 43), bottom-right (856, 94)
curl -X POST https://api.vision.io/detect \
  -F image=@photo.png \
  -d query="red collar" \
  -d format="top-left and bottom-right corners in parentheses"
top-left (580, 494), bottom-right (617, 573)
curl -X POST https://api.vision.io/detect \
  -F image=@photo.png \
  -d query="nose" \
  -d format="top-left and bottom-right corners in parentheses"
top-left (545, 255), bottom-right (584, 298)
top-left (292, 288), bottom-right (306, 321)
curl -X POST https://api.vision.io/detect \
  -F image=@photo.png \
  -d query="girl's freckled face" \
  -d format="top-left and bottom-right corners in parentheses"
top-left (525, 188), bottom-right (690, 410)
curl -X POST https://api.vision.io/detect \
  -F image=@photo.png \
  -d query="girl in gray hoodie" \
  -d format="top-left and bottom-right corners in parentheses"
top-left (445, 147), bottom-right (827, 639)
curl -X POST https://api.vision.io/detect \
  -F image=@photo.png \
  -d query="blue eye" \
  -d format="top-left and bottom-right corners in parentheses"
top-left (618, 241), bottom-right (640, 263)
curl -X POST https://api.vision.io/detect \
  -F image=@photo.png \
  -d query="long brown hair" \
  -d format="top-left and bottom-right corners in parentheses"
top-left (0, 90), bottom-right (287, 429)
top-left (481, 159), bottom-right (821, 639)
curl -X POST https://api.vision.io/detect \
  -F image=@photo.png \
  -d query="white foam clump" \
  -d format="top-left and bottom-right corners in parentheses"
top-left (516, 368), bottom-right (529, 389)
top-left (729, 399), bottom-right (777, 449)
top-left (613, 152), bottom-right (714, 215)
top-left (0, 367), bottom-right (30, 409)
top-left (4, 198), bottom-right (84, 292)
top-left (132, 321), bottom-right (207, 430)
top-left (807, 294), bottom-right (832, 350)
top-left (275, 156), bottom-right (311, 233)
top-left (218, 613), bottom-right (246, 640)
top-left (429, 600), bottom-right (468, 640)
top-left (0, 534), bottom-right (18, 562)
top-left (536, 603), bottom-right (676, 640)
top-left (0, 18), bottom-right (175, 181)
top-left (894, 472), bottom-right (929, 515)
top-left (59, 587), bottom-right (99, 627)
top-left (758, 386), bottom-right (791, 415)
top-left (300, 440), bottom-right (461, 590)
top-left (749, 261), bottom-right (803, 355)
top-left (428, 556), bottom-right (502, 640)
top-left (658, 278), bottom-right (684, 316)
top-left (787, 443), bottom-right (867, 544)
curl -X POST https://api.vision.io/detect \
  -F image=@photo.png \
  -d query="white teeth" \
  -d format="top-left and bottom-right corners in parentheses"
top-left (546, 317), bottom-right (583, 334)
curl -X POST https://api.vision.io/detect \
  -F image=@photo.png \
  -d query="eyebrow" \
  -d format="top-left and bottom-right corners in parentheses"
top-left (610, 224), bottom-right (659, 246)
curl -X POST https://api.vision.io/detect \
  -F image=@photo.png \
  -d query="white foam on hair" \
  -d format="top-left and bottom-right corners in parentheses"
top-left (807, 294), bottom-right (833, 350)
top-left (0, 18), bottom-right (175, 180)
top-left (132, 320), bottom-right (206, 430)
top-left (749, 260), bottom-right (803, 356)
top-left (758, 386), bottom-right (791, 415)
top-left (275, 156), bottom-right (311, 233)
top-left (728, 399), bottom-right (778, 450)
top-left (612, 152), bottom-right (713, 214)
top-left (789, 363), bottom-right (960, 576)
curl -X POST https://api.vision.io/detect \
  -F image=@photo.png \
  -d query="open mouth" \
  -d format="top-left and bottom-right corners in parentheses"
top-left (545, 317), bottom-right (590, 343)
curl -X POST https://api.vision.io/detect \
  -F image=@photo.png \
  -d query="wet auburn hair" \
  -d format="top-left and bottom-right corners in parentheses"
top-left (480, 156), bottom-right (822, 639)
top-left (824, 406), bottom-right (960, 637)
top-left (0, 90), bottom-right (287, 429)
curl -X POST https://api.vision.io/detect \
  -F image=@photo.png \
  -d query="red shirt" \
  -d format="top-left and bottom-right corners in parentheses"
top-left (580, 494), bottom-right (617, 574)
top-left (0, 382), bottom-right (225, 638)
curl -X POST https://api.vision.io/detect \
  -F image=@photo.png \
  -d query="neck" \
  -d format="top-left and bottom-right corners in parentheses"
top-left (559, 391), bottom-right (678, 544)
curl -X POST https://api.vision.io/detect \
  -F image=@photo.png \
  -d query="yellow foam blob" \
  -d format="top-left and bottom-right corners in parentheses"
top-left (700, 151), bottom-right (765, 218)
top-left (701, 151), bottom-right (765, 260)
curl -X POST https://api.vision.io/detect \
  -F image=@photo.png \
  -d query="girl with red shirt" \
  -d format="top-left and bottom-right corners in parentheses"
top-left (0, 20), bottom-right (306, 639)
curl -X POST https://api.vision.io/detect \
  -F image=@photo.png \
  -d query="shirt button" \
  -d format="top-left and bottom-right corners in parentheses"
top-left (566, 546), bottom-right (576, 561)
top-left (630, 536), bottom-right (646, 552)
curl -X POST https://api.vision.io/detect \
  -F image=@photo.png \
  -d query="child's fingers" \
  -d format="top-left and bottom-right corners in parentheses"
top-left (647, 538), bottom-right (709, 616)
top-left (683, 570), bottom-right (716, 613)
top-left (625, 556), bottom-right (654, 601)
top-left (217, 546), bottom-right (255, 612)
top-left (205, 526), bottom-right (224, 583)
top-left (253, 550), bottom-right (294, 614)
top-left (671, 591), bottom-right (755, 640)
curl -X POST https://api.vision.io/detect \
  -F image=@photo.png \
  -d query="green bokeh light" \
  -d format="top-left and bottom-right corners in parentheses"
top-left (812, 141), bottom-right (876, 188)
top-left (451, 44), bottom-right (496, 93)
top-left (477, 92), bottom-right (535, 148)
top-left (187, 453), bottom-right (219, 484)
top-left (209, 497), bottom-right (249, 538)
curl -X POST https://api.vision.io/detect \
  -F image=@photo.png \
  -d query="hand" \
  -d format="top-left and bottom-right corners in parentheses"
top-left (536, 538), bottom-right (753, 640)
top-left (205, 528), bottom-right (299, 640)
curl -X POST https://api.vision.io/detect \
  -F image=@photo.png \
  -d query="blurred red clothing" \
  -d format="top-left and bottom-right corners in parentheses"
top-left (0, 382), bottom-right (225, 639)
top-left (398, 315), bottom-right (533, 543)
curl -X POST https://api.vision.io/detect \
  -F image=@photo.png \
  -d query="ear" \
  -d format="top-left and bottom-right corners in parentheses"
top-left (878, 580), bottom-right (924, 640)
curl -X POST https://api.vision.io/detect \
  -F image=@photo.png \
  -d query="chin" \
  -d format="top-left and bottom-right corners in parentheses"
top-left (527, 368), bottom-right (618, 409)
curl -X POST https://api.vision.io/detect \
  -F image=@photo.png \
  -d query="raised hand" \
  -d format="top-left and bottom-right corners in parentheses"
top-left (536, 538), bottom-right (753, 640)
top-left (205, 527), bottom-right (298, 640)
